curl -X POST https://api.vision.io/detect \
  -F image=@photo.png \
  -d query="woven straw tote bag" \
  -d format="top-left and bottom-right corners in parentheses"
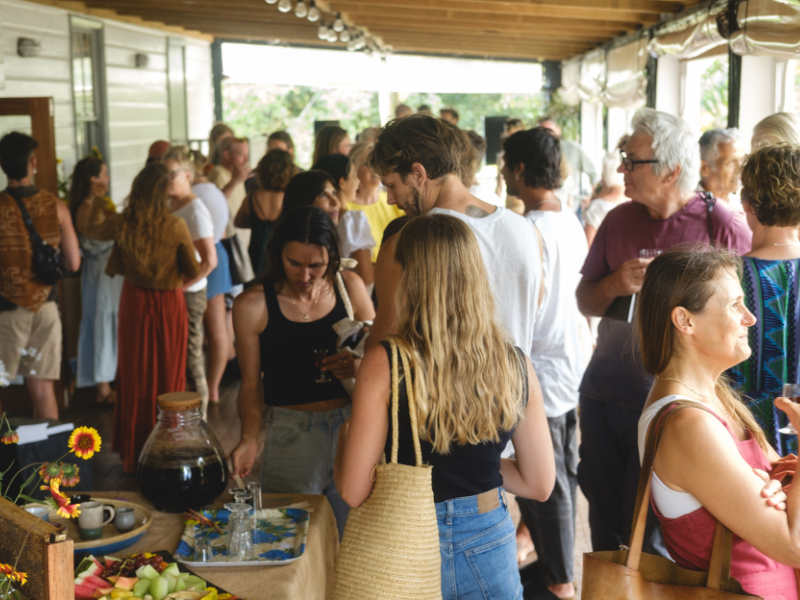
top-left (332, 339), bottom-right (442, 600)
top-left (582, 399), bottom-right (761, 600)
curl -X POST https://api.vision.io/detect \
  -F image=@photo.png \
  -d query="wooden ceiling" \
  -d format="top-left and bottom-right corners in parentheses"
top-left (41, 0), bottom-right (700, 61)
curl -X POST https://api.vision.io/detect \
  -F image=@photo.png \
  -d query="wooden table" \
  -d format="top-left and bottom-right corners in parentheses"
top-left (89, 491), bottom-right (339, 600)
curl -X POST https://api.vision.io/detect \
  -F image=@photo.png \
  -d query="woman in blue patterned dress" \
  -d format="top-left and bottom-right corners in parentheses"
top-left (70, 156), bottom-right (124, 403)
top-left (729, 143), bottom-right (800, 454)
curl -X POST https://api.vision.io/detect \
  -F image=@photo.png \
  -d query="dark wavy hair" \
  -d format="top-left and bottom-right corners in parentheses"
top-left (69, 156), bottom-right (105, 224)
top-left (368, 114), bottom-right (461, 181)
top-left (503, 127), bottom-right (562, 190)
top-left (118, 163), bottom-right (171, 265)
top-left (312, 154), bottom-right (351, 191)
top-left (256, 149), bottom-right (295, 192)
top-left (280, 170), bottom-right (337, 220)
top-left (741, 143), bottom-right (800, 227)
top-left (264, 206), bottom-right (340, 290)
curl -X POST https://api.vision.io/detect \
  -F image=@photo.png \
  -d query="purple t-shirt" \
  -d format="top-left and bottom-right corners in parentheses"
top-left (580, 193), bottom-right (752, 410)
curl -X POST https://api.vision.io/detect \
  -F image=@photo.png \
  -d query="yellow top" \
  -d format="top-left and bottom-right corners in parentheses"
top-left (345, 191), bottom-right (404, 261)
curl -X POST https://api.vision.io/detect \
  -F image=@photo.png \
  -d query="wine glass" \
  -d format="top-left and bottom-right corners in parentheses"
top-left (639, 248), bottom-right (663, 259)
top-left (314, 348), bottom-right (331, 383)
top-left (778, 383), bottom-right (800, 436)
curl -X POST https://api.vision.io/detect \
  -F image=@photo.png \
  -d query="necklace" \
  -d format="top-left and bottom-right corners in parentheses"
top-left (773, 242), bottom-right (800, 246)
top-left (654, 373), bottom-right (718, 403)
top-left (282, 288), bottom-right (321, 320)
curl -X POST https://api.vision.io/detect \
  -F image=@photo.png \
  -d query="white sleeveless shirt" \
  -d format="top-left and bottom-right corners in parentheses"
top-left (638, 395), bottom-right (705, 519)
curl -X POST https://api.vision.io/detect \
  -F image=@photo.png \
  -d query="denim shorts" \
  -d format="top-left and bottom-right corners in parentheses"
top-left (437, 488), bottom-right (523, 600)
top-left (206, 241), bottom-right (232, 300)
top-left (259, 404), bottom-right (351, 539)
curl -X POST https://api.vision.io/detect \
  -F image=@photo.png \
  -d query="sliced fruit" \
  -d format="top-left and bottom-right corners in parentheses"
top-left (161, 563), bottom-right (180, 578)
top-left (115, 577), bottom-right (138, 591)
top-left (105, 556), bottom-right (123, 568)
top-left (107, 576), bottom-right (120, 584)
top-left (165, 574), bottom-right (178, 593)
top-left (183, 575), bottom-right (206, 591)
top-left (110, 591), bottom-right (134, 599)
top-left (136, 565), bottom-right (160, 581)
top-left (149, 576), bottom-right (169, 600)
top-left (81, 574), bottom-right (113, 589)
top-left (75, 582), bottom-right (102, 600)
top-left (175, 578), bottom-right (187, 592)
top-left (94, 587), bottom-right (115, 599)
top-left (133, 579), bottom-right (151, 598)
top-left (178, 573), bottom-right (190, 580)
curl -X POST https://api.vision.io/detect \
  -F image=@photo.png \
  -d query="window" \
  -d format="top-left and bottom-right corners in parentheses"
top-left (699, 57), bottom-right (729, 129)
top-left (71, 17), bottom-right (108, 161)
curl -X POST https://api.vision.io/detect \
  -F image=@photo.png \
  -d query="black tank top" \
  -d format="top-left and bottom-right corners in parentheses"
top-left (381, 341), bottom-right (528, 503)
top-left (260, 280), bottom-right (349, 406)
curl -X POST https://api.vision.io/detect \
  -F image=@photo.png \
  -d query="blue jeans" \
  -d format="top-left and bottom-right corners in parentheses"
top-left (438, 488), bottom-right (522, 600)
top-left (259, 404), bottom-right (351, 539)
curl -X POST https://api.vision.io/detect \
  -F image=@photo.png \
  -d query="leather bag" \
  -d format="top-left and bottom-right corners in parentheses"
top-left (582, 399), bottom-right (762, 600)
top-left (6, 192), bottom-right (64, 285)
top-left (332, 338), bottom-right (442, 600)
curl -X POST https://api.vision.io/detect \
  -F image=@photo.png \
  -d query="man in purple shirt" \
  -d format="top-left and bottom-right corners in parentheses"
top-left (576, 108), bottom-right (752, 556)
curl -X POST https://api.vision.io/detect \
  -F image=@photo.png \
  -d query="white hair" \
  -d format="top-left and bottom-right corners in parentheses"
top-left (752, 112), bottom-right (800, 148)
top-left (601, 152), bottom-right (624, 188)
top-left (698, 128), bottom-right (740, 167)
top-left (631, 108), bottom-right (700, 195)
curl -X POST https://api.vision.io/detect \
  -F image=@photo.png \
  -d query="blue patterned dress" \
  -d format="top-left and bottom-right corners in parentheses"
top-left (728, 257), bottom-right (800, 455)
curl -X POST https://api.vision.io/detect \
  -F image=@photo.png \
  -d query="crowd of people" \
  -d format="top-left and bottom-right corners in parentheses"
top-left (4, 102), bottom-right (800, 599)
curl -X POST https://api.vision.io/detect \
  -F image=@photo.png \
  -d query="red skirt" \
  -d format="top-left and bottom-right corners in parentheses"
top-left (114, 281), bottom-right (188, 474)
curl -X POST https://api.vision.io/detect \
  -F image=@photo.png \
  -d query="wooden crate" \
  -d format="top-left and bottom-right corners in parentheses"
top-left (0, 497), bottom-right (73, 600)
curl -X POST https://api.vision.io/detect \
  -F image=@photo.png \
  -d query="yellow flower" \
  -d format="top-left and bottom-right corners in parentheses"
top-left (68, 427), bottom-right (101, 459)
top-left (0, 564), bottom-right (27, 586)
top-left (56, 502), bottom-right (80, 519)
top-left (41, 477), bottom-right (70, 507)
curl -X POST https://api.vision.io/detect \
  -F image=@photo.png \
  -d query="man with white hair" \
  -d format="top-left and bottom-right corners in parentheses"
top-left (698, 128), bottom-right (744, 209)
top-left (575, 108), bottom-right (752, 556)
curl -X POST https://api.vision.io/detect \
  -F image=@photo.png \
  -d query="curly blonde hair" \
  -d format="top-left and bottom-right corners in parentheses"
top-left (741, 143), bottom-right (800, 227)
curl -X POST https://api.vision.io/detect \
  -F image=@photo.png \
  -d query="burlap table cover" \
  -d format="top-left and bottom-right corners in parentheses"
top-left (88, 491), bottom-right (338, 600)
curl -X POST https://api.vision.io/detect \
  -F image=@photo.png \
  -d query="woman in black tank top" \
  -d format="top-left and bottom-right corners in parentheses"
top-left (334, 214), bottom-right (555, 600)
top-left (229, 207), bottom-right (375, 538)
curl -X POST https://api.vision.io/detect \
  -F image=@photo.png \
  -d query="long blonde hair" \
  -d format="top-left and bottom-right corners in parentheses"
top-left (637, 245), bottom-right (769, 452)
top-left (392, 214), bottom-right (525, 454)
top-left (118, 163), bottom-right (171, 266)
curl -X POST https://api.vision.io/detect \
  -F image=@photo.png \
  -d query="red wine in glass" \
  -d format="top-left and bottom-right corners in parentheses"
top-left (314, 348), bottom-right (331, 383)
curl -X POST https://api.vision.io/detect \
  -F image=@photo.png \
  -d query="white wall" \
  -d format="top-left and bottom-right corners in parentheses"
top-left (0, 0), bottom-right (212, 204)
top-left (739, 55), bottom-right (778, 151)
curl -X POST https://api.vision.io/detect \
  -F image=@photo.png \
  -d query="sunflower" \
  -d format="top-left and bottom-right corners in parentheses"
top-left (0, 564), bottom-right (27, 585)
top-left (38, 462), bottom-right (65, 484)
top-left (68, 427), bottom-right (101, 459)
top-left (60, 463), bottom-right (80, 488)
top-left (1, 430), bottom-right (18, 445)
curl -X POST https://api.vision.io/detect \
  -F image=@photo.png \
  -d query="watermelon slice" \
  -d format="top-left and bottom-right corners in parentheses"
top-left (115, 577), bottom-right (138, 591)
top-left (75, 580), bottom-right (103, 600)
top-left (78, 574), bottom-right (112, 590)
top-left (93, 587), bottom-right (114, 599)
top-left (104, 556), bottom-right (122, 568)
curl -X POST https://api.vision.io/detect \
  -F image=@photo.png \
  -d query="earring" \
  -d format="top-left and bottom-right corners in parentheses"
top-left (32, 168), bottom-right (38, 175)
top-left (514, 174), bottom-right (520, 181)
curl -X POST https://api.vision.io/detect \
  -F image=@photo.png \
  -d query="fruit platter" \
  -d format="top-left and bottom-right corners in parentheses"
top-left (73, 552), bottom-right (239, 600)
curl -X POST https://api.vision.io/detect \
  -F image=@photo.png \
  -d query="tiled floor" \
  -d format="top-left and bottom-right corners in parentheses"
top-left (64, 378), bottom-right (593, 599)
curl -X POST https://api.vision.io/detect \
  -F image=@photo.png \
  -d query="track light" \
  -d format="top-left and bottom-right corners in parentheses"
top-left (294, 0), bottom-right (307, 17)
top-left (277, 0), bottom-right (292, 13)
top-left (318, 21), bottom-right (329, 40)
top-left (332, 13), bottom-right (345, 32)
top-left (339, 28), bottom-right (350, 42)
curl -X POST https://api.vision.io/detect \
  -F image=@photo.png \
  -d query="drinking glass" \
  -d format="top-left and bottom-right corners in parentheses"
top-left (225, 499), bottom-right (254, 561)
top-left (639, 248), bottom-right (663, 259)
top-left (314, 348), bottom-right (331, 383)
top-left (778, 383), bottom-right (800, 436)
top-left (193, 538), bottom-right (213, 562)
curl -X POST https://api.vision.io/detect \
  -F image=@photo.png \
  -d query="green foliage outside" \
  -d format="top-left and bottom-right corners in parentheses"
top-left (223, 84), bottom-right (579, 168)
top-left (700, 58), bottom-right (729, 131)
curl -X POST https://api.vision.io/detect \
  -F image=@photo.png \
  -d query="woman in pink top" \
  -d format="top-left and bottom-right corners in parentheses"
top-left (636, 246), bottom-right (799, 600)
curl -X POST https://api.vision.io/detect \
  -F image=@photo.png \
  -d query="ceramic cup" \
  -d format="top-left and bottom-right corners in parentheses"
top-left (78, 501), bottom-right (115, 540)
top-left (24, 504), bottom-right (50, 522)
top-left (70, 494), bottom-right (91, 504)
top-left (114, 507), bottom-right (136, 533)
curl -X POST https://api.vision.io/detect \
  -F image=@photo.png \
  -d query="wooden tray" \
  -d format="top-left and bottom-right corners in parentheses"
top-left (48, 498), bottom-right (152, 556)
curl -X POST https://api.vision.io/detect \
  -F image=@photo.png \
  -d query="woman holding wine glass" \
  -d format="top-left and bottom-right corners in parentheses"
top-left (728, 143), bottom-right (800, 454)
top-left (229, 207), bottom-right (374, 538)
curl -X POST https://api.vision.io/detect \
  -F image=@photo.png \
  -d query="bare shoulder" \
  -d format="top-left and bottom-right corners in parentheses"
top-left (659, 405), bottom-right (733, 450)
top-left (341, 270), bottom-right (366, 289)
top-left (233, 283), bottom-right (269, 331)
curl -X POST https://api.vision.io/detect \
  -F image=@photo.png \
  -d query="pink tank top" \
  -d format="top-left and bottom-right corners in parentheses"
top-left (653, 405), bottom-right (798, 600)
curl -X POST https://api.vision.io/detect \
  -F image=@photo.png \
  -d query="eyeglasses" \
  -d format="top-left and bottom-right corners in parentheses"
top-left (620, 150), bottom-right (659, 172)
top-left (169, 168), bottom-right (188, 179)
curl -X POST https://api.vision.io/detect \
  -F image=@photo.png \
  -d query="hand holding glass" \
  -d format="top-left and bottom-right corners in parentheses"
top-left (778, 383), bottom-right (800, 436)
top-left (314, 348), bottom-right (331, 383)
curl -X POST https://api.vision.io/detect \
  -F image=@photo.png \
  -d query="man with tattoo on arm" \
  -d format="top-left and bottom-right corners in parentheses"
top-left (365, 114), bottom-right (543, 354)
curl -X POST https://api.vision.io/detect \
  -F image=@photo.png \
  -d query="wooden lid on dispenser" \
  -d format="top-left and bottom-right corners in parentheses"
top-left (157, 391), bottom-right (201, 411)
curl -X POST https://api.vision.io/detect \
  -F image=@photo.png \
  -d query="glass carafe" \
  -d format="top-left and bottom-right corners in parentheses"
top-left (136, 392), bottom-right (229, 512)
